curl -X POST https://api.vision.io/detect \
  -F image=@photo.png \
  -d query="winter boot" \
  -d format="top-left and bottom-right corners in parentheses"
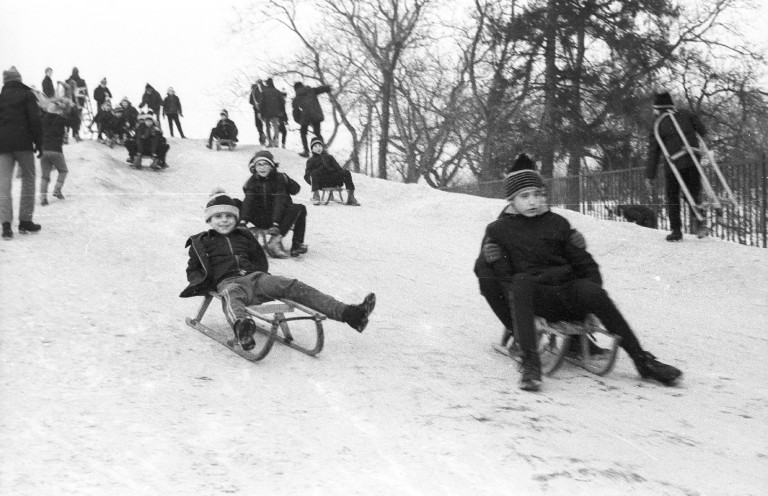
top-left (311, 191), bottom-right (321, 206)
top-left (342, 293), bottom-right (377, 333)
top-left (18, 220), bottom-right (42, 234)
top-left (266, 234), bottom-right (290, 258)
top-left (132, 155), bottom-right (143, 168)
top-left (2, 222), bottom-right (12, 240)
top-left (298, 150), bottom-right (310, 158)
top-left (53, 190), bottom-right (65, 200)
top-left (234, 319), bottom-right (257, 351)
top-left (41, 194), bottom-right (49, 206)
top-left (150, 157), bottom-right (162, 170)
top-left (519, 352), bottom-right (542, 392)
top-left (290, 242), bottom-right (308, 257)
top-left (633, 351), bottom-right (682, 386)
top-left (665, 230), bottom-right (683, 242)
top-left (346, 190), bottom-right (361, 206)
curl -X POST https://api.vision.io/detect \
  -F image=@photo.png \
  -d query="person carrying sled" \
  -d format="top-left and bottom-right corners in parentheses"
top-left (645, 91), bottom-right (708, 242)
top-left (162, 87), bottom-right (185, 138)
top-left (303, 138), bottom-right (360, 206)
top-left (478, 153), bottom-right (682, 392)
top-left (293, 82), bottom-right (331, 157)
top-left (241, 150), bottom-right (308, 259)
top-left (206, 110), bottom-right (238, 149)
top-left (179, 188), bottom-right (376, 351)
top-left (38, 96), bottom-right (78, 205)
top-left (139, 83), bottom-right (163, 130)
top-left (249, 79), bottom-right (267, 145)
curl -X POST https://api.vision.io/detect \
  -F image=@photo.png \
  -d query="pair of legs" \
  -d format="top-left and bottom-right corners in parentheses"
top-left (253, 109), bottom-right (266, 144)
top-left (166, 114), bottom-right (185, 138)
top-left (40, 151), bottom-right (68, 201)
top-left (128, 136), bottom-right (160, 157)
top-left (265, 117), bottom-right (281, 146)
top-left (666, 164), bottom-right (703, 234)
top-left (299, 121), bottom-right (322, 154)
top-left (208, 129), bottom-right (238, 147)
top-left (0, 151), bottom-right (36, 226)
top-left (309, 169), bottom-right (356, 192)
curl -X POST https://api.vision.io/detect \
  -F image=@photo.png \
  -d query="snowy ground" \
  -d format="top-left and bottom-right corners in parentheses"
top-left (1, 138), bottom-right (766, 496)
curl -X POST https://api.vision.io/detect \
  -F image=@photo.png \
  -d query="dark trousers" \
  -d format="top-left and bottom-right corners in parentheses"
top-left (485, 273), bottom-right (643, 360)
top-left (309, 169), bottom-right (355, 192)
top-left (253, 109), bottom-right (265, 140)
top-left (666, 164), bottom-right (702, 232)
top-left (279, 204), bottom-right (307, 246)
top-left (278, 121), bottom-right (287, 146)
top-left (166, 113), bottom-right (184, 137)
top-left (300, 121), bottom-right (322, 153)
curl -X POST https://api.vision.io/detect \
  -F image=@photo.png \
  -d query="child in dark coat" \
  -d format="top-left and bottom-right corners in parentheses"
top-left (38, 97), bottom-right (78, 205)
top-left (478, 154), bottom-right (682, 391)
top-left (241, 150), bottom-right (308, 258)
top-left (206, 110), bottom-right (238, 149)
top-left (180, 188), bottom-right (376, 350)
top-left (303, 138), bottom-right (360, 206)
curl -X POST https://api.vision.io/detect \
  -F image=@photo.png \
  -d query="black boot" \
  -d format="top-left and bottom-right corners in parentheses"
top-left (666, 230), bottom-right (683, 242)
top-left (633, 351), bottom-right (682, 386)
top-left (342, 293), bottom-right (376, 332)
top-left (234, 319), bottom-right (257, 351)
top-left (2, 222), bottom-right (12, 240)
top-left (519, 352), bottom-right (542, 392)
top-left (18, 220), bottom-right (41, 234)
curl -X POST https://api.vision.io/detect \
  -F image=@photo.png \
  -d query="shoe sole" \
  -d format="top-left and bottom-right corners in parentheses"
top-left (519, 379), bottom-right (542, 392)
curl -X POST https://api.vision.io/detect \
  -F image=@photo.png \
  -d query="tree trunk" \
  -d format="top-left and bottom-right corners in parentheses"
top-left (540, 0), bottom-right (558, 178)
top-left (378, 75), bottom-right (393, 180)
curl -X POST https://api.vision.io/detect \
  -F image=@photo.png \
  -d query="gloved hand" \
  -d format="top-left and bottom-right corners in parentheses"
top-left (568, 229), bottom-right (586, 250)
top-left (482, 241), bottom-right (503, 263)
top-left (267, 226), bottom-right (280, 236)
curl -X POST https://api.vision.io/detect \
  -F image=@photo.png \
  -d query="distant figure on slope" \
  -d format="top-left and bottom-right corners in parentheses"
top-left (38, 97), bottom-right (78, 206)
top-left (162, 87), bottom-right (185, 138)
top-left (179, 188), bottom-right (376, 351)
top-left (476, 153), bottom-right (682, 391)
top-left (293, 81), bottom-right (331, 157)
top-left (645, 91), bottom-right (708, 242)
top-left (249, 79), bottom-right (267, 145)
top-left (240, 150), bottom-right (308, 258)
top-left (206, 109), bottom-right (238, 149)
top-left (93, 77), bottom-right (112, 140)
top-left (42, 67), bottom-right (55, 98)
top-left (303, 138), bottom-right (360, 206)
top-left (65, 67), bottom-right (87, 141)
top-left (125, 112), bottom-right (169, 170)
top-left (260, 78), bottom-right (285, 148)
top-left (93, 98), bottom-right (117, 142)
top-left (139, 83), bottom-right (163, 130)
top-left (0, 66), bottom-right (43, 239)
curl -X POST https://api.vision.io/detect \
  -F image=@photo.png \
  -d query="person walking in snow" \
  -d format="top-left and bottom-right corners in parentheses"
top-left (240, 150), bottom-right (308, 258)
top-left (645, 91), bottom-right (709, 242)
top-left (38, 97), bottom-right (78, 205)
top-left (303, 138), bottom-right (360, 206)
top-left (42, 67), bottom-right (55, 98)
top-left (477, 153), bottom-right (682, 391)
top-left (292, 81), bottom-right (331, 157)
top-left (139, 83), bottom-right (163, 130)
top-left (0, 66), bottom-right (43, 239)
top-left (162, 87), bottom-right (185, 138)
top-left (180, 188), bottom-right (376, 351)
top-left (206, 110), bottom-right (238, 149)
top-left (249, 79), bottom-right (267, 145)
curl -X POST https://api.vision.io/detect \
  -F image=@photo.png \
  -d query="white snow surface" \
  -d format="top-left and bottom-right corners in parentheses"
top-left (1, 138), bottom-right (766, 496)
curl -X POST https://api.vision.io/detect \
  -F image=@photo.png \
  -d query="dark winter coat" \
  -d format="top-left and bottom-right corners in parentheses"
top-left (40, 110), bottom-right (77, 153)
top-left (121, 104), bottom-right (139, 129)
top-left (241, 170), bottom-right (301, 229)
top-left (293, 84), bottom-right (331, 125)
top-left (42, 76), bottom-right (55, 98)
top-left (249, 83), bottom-right (263, 111)
top-left (479, 210), bottom-right (602, 287)
top-left (260, 84), bottom-right (284, 120)
top-left (66, 70), bottom-right (87, 106)
top-left (180, 227), bottom-right (269, 298)
top-left (303, 151), bottom-right (344, 185)
top-left (646, 109), bottom-right (707, 179)
top-left (139, 85), bottom-right (163, 113)
top-left (0, 81), bottom-right (43, 153)
top-left (93, 85), bottom-right (112, 107)
top-left (214, 118), bottom-right (238, 140)
top-left (162, 94), bottom-right (182, 115)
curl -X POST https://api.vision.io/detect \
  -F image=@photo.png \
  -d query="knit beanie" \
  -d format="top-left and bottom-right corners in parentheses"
top-left (653, 91), bottom-right (674, 109)
top-left (205, 188), bottom-right (240, 222)
top-left (248, 150), bottom-right (276, 173)
top-left (3, 66), bottom-right (22, 84)
top-left (504, 154), bottom-right (545, 201)
top-left (220, 109), bottom-right (228, 118)
top-left (310, 137), bottom-right (324, 150)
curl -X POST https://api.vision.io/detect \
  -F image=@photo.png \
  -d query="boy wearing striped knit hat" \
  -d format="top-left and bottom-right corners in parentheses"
top-left (478, 154), bottom-right (681, 391)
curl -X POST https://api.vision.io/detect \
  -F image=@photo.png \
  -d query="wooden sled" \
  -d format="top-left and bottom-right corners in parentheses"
top-left (319, 187), bottom-right (346, 205)
top-left (215, 139), bottom-right (237, 151)
top-left (493, 314), bottom-right (621, 376)
top-left (185, 291), bottom-right (326, 361)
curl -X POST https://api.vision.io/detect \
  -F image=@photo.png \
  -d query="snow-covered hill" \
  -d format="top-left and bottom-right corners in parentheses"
top-left (1, 138), bottom-right (766, 495)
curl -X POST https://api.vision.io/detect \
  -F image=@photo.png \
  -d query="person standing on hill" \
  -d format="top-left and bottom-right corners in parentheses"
top-left (65, 67), bottom-right (87, 141)
top-left (249, 79), bottom-right (267, 145)
top-left (42, 67), bottom-right (55, 98)
top-left (0, 66), bottom-right (43, 239)
top-left (260, 78), bottom-right (283, 148)
top-left (139, 83), bottom-right (163, 130)
top-left (162, 87), bottom-right (185, 138)
top-left (38, 97), bottom-right (78, 205)
top-left (93, 78), bottom-right (112, 141)
top-left (292, 82), bottom-right (331, 157)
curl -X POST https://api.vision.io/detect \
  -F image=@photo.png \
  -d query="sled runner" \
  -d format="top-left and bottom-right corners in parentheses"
top-left (215, 139), bottom-right (237, 151)
top-left (185, 291), bottom-right (326, 361)
top-left (319, 187), bottom-right (346, 205)
top-left (653, 110), bottom-right (736, 232)
top-left (493, 314), bottom-right (621, 376)
top-left (130, 155), bottom-right (167, 171)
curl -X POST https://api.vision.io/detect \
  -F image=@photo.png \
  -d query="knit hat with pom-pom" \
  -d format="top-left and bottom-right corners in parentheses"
top-left (205, 188), bottom-right (240, 222)
top-left (504, 154), bottom-right (545, 201)
top-left (248, 150), bottom-right (277, 173)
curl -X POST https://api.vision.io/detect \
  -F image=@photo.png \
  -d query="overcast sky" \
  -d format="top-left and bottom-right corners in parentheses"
top-left (1, 0), bottom-right (766, 142)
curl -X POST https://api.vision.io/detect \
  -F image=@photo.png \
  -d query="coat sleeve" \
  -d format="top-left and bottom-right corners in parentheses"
top-left (284, 173), bottom-right (301, 195)
top-left (313, 85), bottom-right (331, 96)
top-left (24, 92), bottom-right (43, 152)
top-left (564, 243), bottom-right (602, 286)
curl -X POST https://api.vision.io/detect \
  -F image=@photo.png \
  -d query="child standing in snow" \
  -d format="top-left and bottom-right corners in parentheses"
top-left (180, 189), bottom-right (376, 351)
top-left (39, 97), bottom-right (78, 205)
top-left (478, 154), bottom-right (682, 391)
top-left (303, 138), bottom-right (360, 206)
top-left (240, 150), bottom-right (308, 258)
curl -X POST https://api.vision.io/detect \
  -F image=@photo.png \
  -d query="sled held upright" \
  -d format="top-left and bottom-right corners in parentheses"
top-left (185, 291), bottom-right (326, 362)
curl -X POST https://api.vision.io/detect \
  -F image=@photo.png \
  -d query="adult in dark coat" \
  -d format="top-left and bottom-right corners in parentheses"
top-left (0, 66), bottom-right (43, 238)
top-left (292, 82), bottom-right (331, 157)
top-left (248, 80), bottom-right (267, 145)
top-left (139, 83), bottom-right (163, 130)
top-left (241, 150), bottom-right (307, 258)
top-left (260, 79), bottom-right (284, 147)
top-left (162, 87), bottom-right (185, 138)
top-left (645, 91), bottom-right (708, 241)
top-left (42, 67), bottom-right (55, 98)
top-left (65, 67), bottom-right (87, 140)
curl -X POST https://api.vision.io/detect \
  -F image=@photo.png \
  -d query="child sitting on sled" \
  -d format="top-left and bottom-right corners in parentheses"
top-left (179, 188), bottom-right (376, 351)
top-left (206, 109), bottom-right (238, 149)
top-left (477, 154), bottom-right (682, 392)
top-left (303, 138), bottom-right (360, 206)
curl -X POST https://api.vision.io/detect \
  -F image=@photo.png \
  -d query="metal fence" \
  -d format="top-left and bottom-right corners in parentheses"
top-left (443, 155), bottom-right (768, 248)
